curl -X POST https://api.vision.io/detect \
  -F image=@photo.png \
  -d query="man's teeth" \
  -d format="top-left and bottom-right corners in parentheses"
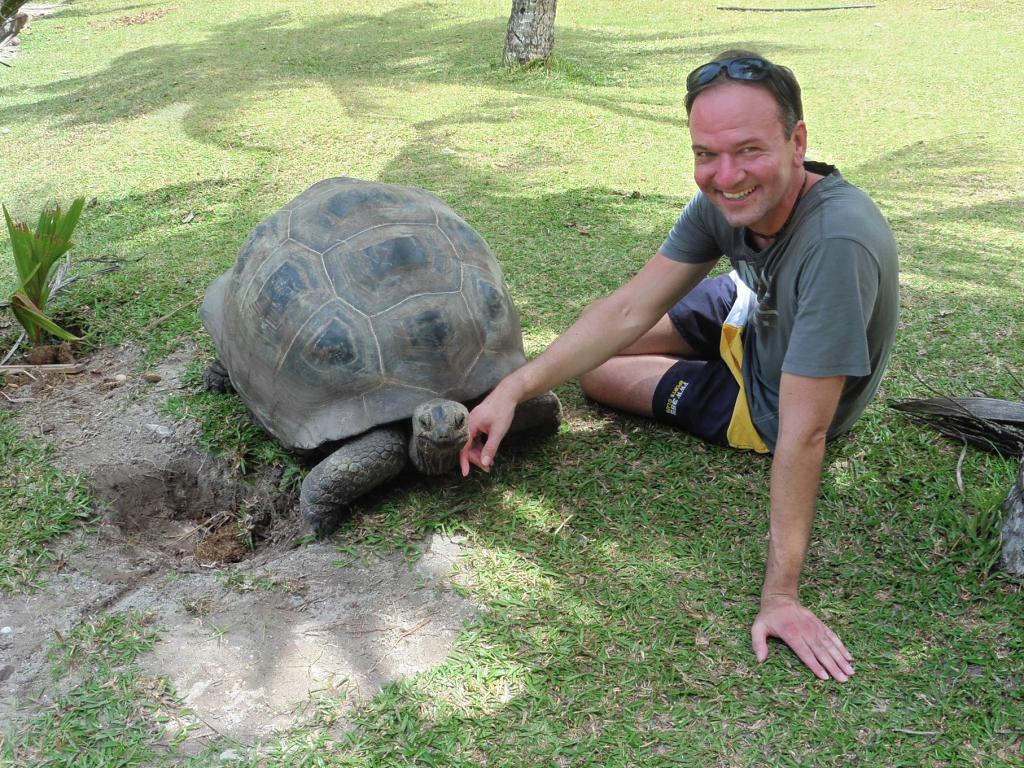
top-left (722, 188), bottom-right (755, 200)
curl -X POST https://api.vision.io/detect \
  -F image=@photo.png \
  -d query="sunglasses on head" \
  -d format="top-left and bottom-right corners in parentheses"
top-left (685, 56), bottom-right (775, 93)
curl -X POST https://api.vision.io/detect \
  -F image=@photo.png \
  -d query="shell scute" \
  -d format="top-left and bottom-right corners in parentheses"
top-left (375, 293), bottom-right (481, 392)
top-left (462, 265), bottom-right (519, 353)
top-left (287, 301), bottom-right (381, 390)
top-left (241, 241), bottom-right (334, 350)
top-left (323, 225), bottom-right (461, 315)
top-left (233, 208), bottom-right (289, 277)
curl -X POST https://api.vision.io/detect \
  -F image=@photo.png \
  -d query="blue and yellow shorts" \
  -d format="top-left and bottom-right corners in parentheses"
top-left (652, 272), bottom-right (769, 453)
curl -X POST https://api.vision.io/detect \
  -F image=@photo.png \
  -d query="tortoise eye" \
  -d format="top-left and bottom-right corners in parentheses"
top-left (419, 413), bottom-right (433, 429)
top-left (453, 412), bottom-right (465, 429)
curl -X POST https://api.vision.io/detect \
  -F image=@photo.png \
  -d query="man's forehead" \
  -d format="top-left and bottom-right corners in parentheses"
top-left (688, 81), bottom-right (786, 137)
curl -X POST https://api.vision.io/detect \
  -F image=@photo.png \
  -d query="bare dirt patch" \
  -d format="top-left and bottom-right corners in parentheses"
top-left (92, 8), bottom-right (172, 30)
top-left (0, 343), bottom-right (479, 744)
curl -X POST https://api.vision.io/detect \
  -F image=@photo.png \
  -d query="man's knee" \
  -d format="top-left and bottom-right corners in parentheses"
top-left (579, 357), bottom-right (676, 417)
top-left (578, 367), bottom-right (607, 402)
top-left (580, 364), bottom-right (638, 407)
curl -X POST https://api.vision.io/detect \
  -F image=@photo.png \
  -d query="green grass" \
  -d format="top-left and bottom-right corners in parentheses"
top-left (47, 611), bottom-right (160, 678)
top-left (3, 611), bottom-right (185, 768)
top-left (2, 1), bottom-right (1023, 766)
top-left (0, 411), bottom-right (92, 592)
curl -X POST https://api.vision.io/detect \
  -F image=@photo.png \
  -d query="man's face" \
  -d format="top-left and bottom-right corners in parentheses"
top-left (689, 82), bottom-right (806, 233)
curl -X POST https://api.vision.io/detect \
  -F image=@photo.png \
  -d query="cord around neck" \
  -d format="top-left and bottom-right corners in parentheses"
top-left (749, 169), bottom-right (809, 241)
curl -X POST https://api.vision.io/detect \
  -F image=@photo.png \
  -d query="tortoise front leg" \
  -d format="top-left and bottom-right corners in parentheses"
top-left (506, 391), bottom-right (562, 439)
top-left (300, 426), bottom-right (407, 536)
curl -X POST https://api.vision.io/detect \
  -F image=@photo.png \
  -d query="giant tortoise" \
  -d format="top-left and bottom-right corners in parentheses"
top-left (201, 177), bottom-right (560, 534)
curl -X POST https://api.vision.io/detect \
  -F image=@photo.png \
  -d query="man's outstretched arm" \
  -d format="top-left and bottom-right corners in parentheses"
top-left (460, 255), bottom-right (714, 475)
top-left (751, 371), bottom-right (855, 682)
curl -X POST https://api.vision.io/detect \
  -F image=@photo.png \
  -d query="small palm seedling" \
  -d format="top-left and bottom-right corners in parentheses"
top-left (3, 196), bottom-right (86, 345)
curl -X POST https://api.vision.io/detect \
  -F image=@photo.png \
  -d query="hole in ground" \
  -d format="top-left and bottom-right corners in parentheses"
top-left (88, 451), bottom-right (299, 564)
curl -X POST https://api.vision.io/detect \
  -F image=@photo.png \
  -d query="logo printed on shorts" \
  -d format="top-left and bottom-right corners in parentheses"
top-left (665, 379), bottom-right (688, 416)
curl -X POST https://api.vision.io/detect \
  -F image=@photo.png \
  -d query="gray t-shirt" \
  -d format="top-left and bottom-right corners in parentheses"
top-left (659, 162), bottom-right (899, 449)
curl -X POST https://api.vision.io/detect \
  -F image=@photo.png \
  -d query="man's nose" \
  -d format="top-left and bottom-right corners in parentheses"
top-left (716, 155), bottom-right (744, 188)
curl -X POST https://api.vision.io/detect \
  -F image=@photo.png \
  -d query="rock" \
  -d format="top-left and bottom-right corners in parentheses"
top-left (141, 372), bottom-right (162, 383)
top-left (144, 423), bottom-right (173, 439)
top-left (1000, 458), bottom-right (1024, 577)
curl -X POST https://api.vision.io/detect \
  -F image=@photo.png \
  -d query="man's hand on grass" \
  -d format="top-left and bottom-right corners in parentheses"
top-left (752, 594), bottom-right (855, 682)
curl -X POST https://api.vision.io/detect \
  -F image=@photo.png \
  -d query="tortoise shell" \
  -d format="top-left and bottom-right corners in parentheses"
top-left (202, 178), bottom-right (526, 450)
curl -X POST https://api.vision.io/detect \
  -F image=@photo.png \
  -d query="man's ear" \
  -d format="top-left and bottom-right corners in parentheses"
top-left (791, 120), bottom-right (808, 165)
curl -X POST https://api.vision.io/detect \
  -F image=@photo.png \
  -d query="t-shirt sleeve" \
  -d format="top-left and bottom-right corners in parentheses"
top-left (658, 193), bottom-right (724, 264)
top-left (782, 238), bottom-right (880, 378)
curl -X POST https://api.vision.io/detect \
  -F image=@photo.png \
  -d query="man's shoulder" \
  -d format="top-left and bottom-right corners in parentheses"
top-left (799, 166), bottom-right (894, 252)
top-left (808, 164), bottom-right (876, 211)
top-left (659, 191), bottom-right (732, 263)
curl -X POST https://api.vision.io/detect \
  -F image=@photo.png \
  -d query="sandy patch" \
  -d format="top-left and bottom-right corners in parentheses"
top-left (0, 342), bottom-right (478, 743)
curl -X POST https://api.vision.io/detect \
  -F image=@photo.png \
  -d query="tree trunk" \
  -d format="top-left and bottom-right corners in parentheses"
top-left (1, 11), bottom-right (28, 49)
top-left (503, 0), bottom-right (557, 67)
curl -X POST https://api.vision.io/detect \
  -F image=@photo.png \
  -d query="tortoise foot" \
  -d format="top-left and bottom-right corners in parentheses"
top-left (203, 358), bottom-right (234, 393)
top-left (300, 426), bottom-right (407, 536)
top-left (507, 391), bottom-right (562, 439)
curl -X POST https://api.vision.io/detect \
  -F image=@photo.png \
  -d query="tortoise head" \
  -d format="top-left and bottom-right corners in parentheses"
top-left (409, 399), bottom-right (470, 475)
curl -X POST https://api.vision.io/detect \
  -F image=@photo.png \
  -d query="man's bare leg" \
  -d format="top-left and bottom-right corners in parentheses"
top-left (578, 315), bottom-right (696, 416)
top-left (579, 354), bottom-right (680, 416)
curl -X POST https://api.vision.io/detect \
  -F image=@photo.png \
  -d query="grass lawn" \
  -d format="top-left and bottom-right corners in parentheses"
top-left (2, 0), bottom-right (1023, 765)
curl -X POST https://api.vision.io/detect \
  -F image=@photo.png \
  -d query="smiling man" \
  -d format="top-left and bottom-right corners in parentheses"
top-left (460, 51), bottom-right (899, 682)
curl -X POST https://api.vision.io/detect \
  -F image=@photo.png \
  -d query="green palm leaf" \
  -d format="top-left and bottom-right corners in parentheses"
top-left (11, 291), bottom-right (81, 342)
top-left (3, 197), bottom-right (86, 345)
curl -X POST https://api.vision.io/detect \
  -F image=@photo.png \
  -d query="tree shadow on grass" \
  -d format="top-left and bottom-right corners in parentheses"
top-left (47, 0), bottom-right (161, 20)
top-left (6, 6), bottom-right (772, 141)
top-left (314, 389), bottom-right (1018, 765)
top-left (0, 175), bottom-right (273, 358)
top-left (849, 134), bottom-right (1023, 301)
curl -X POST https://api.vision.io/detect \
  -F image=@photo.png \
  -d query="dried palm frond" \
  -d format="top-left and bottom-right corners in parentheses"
top-left (890, 396), bottom-right (1024, 457)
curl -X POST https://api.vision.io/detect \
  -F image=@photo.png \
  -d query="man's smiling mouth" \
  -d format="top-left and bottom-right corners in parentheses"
top-left (722, 187), bottom-right (756, 200)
